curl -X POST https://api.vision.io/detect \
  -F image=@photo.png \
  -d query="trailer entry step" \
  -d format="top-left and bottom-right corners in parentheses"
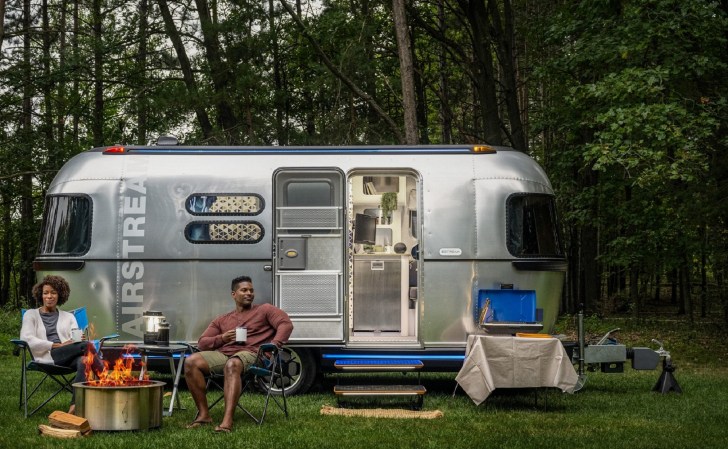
top-left (334, 384), bottom-right (426, 396)
top-left (334, 359), bottom-right (424, 371)
top-left (334, 385), bottom-right (426, 410)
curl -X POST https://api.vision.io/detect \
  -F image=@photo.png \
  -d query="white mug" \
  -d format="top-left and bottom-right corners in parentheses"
top-left (235, 327), bottom-right (247, 343)
top-left (70, 328), bottom-right (83, 342)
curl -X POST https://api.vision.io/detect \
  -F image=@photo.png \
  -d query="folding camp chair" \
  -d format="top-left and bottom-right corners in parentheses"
top-left (11, 307), bottom-right (119, 417)
top-left (207, 343), bottom-right (291, 425)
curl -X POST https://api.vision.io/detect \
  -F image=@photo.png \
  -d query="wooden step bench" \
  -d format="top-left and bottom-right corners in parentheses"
top-left (334, 385), bottom-right (426, 410)
top-left (333, 359), bottom-right (426, 409)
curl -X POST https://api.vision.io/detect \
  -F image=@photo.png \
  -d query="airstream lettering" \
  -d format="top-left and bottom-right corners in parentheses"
top-left (35, 143), bottom-right (567, 394)
top-left (121, 176), bottom-right (147, 337)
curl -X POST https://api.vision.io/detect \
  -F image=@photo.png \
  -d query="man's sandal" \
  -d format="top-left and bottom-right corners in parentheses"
top-left (214, 425), bottom-right (232, 433)
top-left (186, 420), bottom-right (212, 429)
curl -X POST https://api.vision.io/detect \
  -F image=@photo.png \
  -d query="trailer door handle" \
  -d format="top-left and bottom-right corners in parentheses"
top-left (264, 265), bottom-right (272, 271)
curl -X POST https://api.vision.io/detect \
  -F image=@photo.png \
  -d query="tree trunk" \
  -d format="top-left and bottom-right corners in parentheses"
top-left (437, 0), bottom-right (452, 143)
top-left (91, 0), bottom-right (104, 146)
top-left (195, 0), bottom-right (239, 143)
top-left (72, 0), bottom-right (80, 147)
top-left (270, 0), bottom-right (286, 144)
top-left (41, 0), bottom-right (55, 162)
top-left (1, 191), bottom-right (10, 306)
top-left (392, 0), bottom-right (418, 144)
top-left (158, 0), bottom-right (214, 140)
top-left (57, 1), bottom-right (68, 154)
top-left (700, 224), bottom-right (707, 317)
top-left (412, 25), bottom-right (429, 144)
top-left (630, 265), bottom-right (640, 318)
top-left (678, 265), bottom-right (686, 315)
top-left (137, 0), bottom-right (149, 144)
top-left (20, 0), bottom-right (36, 304)
top-left (0, 0), bottom-right (5, 53)
top-left (579, 167), bottom-right (601, 313)
top-left (460, 0), bottom-right (502, 144)
top-left (486, 0), bottom-right (527, 152)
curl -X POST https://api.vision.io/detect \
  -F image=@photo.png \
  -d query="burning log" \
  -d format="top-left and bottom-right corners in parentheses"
top-left (83, 344), bottom-right (148, 386)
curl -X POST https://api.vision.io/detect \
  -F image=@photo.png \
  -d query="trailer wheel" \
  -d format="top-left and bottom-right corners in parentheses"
top-left (258, 347), bottom-right (316, 396)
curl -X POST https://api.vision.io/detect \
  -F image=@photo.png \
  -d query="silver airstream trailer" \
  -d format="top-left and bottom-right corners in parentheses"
top-left (34, 143), bottom-right (567, 393)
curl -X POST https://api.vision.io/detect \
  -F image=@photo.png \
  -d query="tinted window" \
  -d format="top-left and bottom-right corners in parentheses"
top-left (186, 194), bottom-right (263, 215)
top-left (38, 195), bottom-right (92, 255)
top-left (285, 181), bottom-right (333, 207)
top-left (185, 221), bottom-right (263, 244)
top-left (507, 194), bottom-right (563, 257)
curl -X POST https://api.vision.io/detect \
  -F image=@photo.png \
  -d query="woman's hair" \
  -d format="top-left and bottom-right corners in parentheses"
top-left (32, 275), bottom-right (71, 306)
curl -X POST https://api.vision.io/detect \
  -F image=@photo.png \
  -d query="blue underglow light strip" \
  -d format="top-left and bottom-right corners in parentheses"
top-left (122, 353), bottom-right (187, 360)
top-left (322, 353), bottom-right (465, 361)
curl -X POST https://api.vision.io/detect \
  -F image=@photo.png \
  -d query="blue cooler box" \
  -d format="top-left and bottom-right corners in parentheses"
top-left (476, 289), bottom-right (537, 323)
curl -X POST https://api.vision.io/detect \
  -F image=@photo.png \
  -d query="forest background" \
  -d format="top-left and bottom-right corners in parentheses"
top-left (0, 0), bottom-right (726, 324)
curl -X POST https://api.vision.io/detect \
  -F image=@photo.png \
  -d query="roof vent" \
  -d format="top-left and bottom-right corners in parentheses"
top-left (156, 135), bottom-right (179, 146)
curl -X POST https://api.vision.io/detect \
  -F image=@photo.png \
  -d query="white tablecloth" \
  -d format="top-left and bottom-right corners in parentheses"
top-left (455, 335), bottom-right (578, 405)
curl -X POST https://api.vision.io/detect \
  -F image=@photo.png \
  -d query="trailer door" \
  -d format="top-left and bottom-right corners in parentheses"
top-left (273, 169), bottom-right (344, 343)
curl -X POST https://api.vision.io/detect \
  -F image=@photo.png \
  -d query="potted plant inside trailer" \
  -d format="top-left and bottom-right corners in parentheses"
top-left (380, 192), bottom-right (398, 225)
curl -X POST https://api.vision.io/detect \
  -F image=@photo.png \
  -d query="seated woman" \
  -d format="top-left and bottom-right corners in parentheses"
top-left (20, 275), bottom-right (103, 414)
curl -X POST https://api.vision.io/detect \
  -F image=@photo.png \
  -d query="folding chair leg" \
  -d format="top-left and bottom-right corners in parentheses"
top-left (24, 374), bottom-right (74, 418)
top-left (256, 357), bottom-right (288, 426)
top-left (20, 366), bottom-right (27, 417)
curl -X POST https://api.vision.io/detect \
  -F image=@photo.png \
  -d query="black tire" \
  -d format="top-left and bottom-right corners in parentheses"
top-left (259, 347), bottom-right (317, 396)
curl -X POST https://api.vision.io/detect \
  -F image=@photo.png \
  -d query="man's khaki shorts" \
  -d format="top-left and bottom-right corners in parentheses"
top-left (197, 350), bottom-right (257, 375)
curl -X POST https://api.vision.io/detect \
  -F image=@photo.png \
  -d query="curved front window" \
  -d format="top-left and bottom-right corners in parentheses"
top-left (38, 195), bottom-right (92, 256)
top-left (506, 194), bottom-right (563, 258)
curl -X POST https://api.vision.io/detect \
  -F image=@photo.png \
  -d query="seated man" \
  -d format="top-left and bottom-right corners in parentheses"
top-left (184, 275), bottom-right (293, 432)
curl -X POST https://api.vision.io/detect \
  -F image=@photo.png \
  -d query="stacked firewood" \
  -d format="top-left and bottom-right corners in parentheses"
top-left (38, 411), bottom-right (92, 438)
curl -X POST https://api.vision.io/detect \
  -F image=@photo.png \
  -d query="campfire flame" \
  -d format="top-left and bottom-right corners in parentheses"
top-left (84, 344), bottom-right (150, 387)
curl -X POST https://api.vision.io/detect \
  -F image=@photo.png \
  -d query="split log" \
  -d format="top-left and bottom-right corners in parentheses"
top-left (48, 410), bottom-right (91, 433)
top-left (38, 424), bottom-right (86, 438)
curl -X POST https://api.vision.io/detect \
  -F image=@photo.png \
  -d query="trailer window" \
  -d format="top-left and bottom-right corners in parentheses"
top-left (38, 195), bottom-right (92, 256)
top-left (284, 181), bottom-right (333, 207)
top-left (186, 194), bottom-right (263, 215)
top-left (506, 194), bottom-right (563, 258)
top-left (185, 221), bottom-right (263, 244)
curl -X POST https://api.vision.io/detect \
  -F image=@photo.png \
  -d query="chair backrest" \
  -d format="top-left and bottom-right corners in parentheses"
top-left (70, 307), bottom-right (89, 332)
top-left (21, 307), bottom-right (89, 331)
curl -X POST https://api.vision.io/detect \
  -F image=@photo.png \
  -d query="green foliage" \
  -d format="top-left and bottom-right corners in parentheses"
top-left (532, 0), bottom-right (728, 305)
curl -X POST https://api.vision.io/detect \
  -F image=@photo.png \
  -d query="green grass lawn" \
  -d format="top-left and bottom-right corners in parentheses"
top-left (1, 316), bottom-right (727, 449)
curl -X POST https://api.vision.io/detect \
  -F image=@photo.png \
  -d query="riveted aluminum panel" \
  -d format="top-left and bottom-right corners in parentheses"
top-left (306, 237), bottom-right (343, 270)
top-left (278, 207), bottom-right (340, 229)
top-left (287, 318), bottom-right (344, 341)
top-left (278, 273), bottom-right (339, 315)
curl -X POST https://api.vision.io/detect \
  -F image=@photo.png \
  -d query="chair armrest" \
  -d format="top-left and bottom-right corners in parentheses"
top-left (95, 334), bottom-right (120, 352)
top-left (173, 342), bottom-right (199, 354)
top-left (99, 333), bottom-right (120, 341)
top-left (10, 339), bottom-right (28, 357)
top-left (260, 343), bottom-right (278, 352)
top-left (10, 339), bottom-right (28, 348)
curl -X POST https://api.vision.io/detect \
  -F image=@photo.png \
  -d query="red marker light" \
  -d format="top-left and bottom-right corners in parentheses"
top-left (103, 146), bottom-right (125, 154)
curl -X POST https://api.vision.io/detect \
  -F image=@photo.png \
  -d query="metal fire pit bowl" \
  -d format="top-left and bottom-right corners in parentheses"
top-left (73, 380), bottom-right (165, 431)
